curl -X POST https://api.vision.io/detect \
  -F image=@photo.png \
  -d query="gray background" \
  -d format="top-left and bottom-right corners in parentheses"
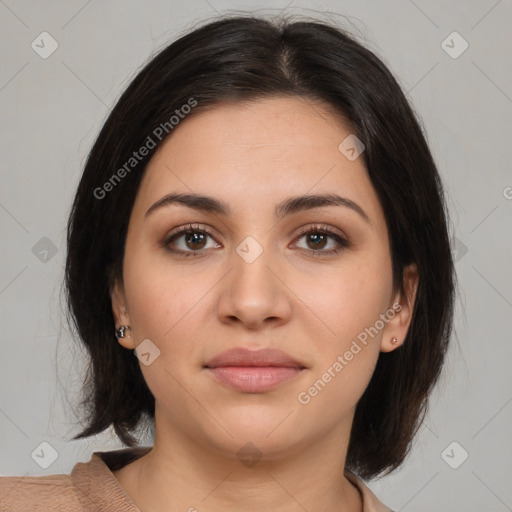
top-left (1, 0), bottom-right (511, 510)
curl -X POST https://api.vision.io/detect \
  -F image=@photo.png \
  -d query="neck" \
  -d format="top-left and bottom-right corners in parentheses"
top-left (114, 412), bottom-right (362, 512)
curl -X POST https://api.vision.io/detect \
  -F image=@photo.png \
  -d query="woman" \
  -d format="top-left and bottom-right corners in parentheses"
top-left (0, 14), bottom-right (455, 511)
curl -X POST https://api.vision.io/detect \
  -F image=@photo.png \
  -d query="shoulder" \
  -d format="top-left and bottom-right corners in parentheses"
top-left (0, 447), bottom-right (150, 512)
top-left (345, 472), bottom-right (395, 512)
top-left (0, 473), bottom-right (85, 512)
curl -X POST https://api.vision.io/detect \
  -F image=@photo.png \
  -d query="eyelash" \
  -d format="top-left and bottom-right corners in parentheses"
top-left (163, 223), bottom-right (350, 258)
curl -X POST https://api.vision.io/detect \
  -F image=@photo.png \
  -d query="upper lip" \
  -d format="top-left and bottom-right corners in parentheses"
top-left (204, 348), bottom-right (306, 369)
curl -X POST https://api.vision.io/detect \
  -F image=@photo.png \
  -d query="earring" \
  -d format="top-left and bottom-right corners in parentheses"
top-left (115, 325), bottom-right (131, 339)
top-left (391, 337), bottom-right (399, 345)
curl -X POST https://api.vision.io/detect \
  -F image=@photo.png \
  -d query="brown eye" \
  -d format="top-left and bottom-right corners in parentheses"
top-left (183, 232), bottom-right (208, 250)
top-left (294, 226), bottom-right (349, 255)
top-left (305, 232), bottom-right (328, 250)
top-left (164, 224), bottom-right (220, 257)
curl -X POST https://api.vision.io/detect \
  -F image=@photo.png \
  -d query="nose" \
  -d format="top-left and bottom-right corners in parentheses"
top-left (216, 243), bottom-right (292, 330)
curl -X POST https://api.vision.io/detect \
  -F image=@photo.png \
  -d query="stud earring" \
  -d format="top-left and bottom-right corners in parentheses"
top-left (115, 325), bottom-right (131, 339)
top-left (391, 337), bottom-right (399, 345)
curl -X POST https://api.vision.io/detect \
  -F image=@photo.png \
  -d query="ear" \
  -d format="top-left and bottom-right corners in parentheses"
top-left (380, 263), bottom-right (419, 353)
top-left (111, 279), bottom-right (136, 350)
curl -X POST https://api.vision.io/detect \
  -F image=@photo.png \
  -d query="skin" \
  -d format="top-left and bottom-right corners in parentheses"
top-left (110, 96), bottom-right (419, 512)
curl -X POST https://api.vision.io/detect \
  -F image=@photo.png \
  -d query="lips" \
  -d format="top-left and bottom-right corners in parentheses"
top-left (204, 348), bottom-right (306, 393)
top-left (204, 348), bottom-right (306, 369)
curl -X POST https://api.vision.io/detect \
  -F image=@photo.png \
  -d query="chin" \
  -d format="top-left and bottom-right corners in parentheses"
top-left (201, 408), bottom-right (308, 457)
top-left (207, 430), bottom-right (305, 465)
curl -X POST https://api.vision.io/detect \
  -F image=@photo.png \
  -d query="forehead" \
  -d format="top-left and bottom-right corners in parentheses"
top-left (133, 96), bottom-right (384, 226)
top-left (158, 96), bottom-right (353, 160)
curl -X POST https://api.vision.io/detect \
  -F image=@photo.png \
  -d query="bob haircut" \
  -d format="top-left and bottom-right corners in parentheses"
top-left (65, 14), bottom-right (455, 480)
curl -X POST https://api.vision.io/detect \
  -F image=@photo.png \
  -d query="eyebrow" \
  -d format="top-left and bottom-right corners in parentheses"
top-left (145, 192), bottom-right (370, 224)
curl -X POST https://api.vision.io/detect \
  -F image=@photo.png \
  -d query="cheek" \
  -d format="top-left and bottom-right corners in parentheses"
top-left (122, 245), bottom-right (183, 339)
top-left (294, 270), bottom-right (388, 416)
top-left (122, 247), bottom-right (222, 360)
top-left (297, 256), bottom-right (393, 345)
top-left (122, 259), bottom-right (210, 402)
top-left (292, 254), bottom-right (392, 404)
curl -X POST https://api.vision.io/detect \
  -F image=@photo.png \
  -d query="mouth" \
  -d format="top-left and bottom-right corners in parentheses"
top-left (204, 347), bottom-right (306, 393)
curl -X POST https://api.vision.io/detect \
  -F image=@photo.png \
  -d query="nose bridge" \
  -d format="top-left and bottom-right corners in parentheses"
top-left (217, 232), bottom-right (291, 328)
top-left (234, 235), bottom-right (272, 289)
top-left (231, 233), bottom-right (276, 304)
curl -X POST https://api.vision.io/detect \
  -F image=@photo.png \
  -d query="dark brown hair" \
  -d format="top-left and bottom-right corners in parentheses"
top-left (65, 14), bottom-right (456, 479)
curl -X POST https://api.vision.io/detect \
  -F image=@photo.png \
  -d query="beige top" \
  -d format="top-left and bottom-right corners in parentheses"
top-left (0, 447), bottom-right (393, 511)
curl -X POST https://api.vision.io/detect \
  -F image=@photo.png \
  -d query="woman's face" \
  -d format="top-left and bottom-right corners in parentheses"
top-left (112, 96), bottom-right (417, 460)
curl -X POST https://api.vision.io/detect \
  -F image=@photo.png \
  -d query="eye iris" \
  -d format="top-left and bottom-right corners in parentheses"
top-left (178, 230), bottom-right (334, 252)
top-left (307, 233), bottom-right (327, 250)
top-left (186, 232), bottom-right (206, 250)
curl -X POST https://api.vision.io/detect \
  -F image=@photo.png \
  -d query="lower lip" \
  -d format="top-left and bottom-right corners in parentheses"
top-left (206, 366), bottom-right (304, 393)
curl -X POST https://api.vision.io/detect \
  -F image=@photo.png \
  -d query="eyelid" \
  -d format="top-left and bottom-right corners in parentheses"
top-left (294, 223), bottom-right (347, 240)
top-left (292, 223), bottom-right (350, 253)
top-left (163, 222), bottom-right (349, 257)
top-left (163, 223), bottom-right (219, 246)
